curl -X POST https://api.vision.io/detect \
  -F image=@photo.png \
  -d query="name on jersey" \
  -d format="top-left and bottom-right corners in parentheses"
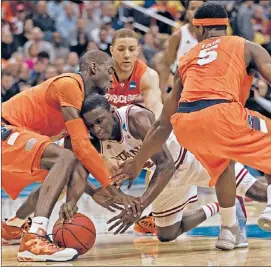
top-left (201, 38), bottom-right (221, 49)
top-left (105, 93), bottom-right (139, 104)
top-left (111, 146), bottom-right (154, 168)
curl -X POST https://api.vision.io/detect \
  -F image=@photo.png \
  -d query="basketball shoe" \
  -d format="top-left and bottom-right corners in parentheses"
top-left (133, 213), bottom-right (157, 235)
top-left (257, 205), bottom-right (271, 232)
top-left (17, 228), bottom-right (78, 262)
top-left (2, 217), bottom-right (31, 245)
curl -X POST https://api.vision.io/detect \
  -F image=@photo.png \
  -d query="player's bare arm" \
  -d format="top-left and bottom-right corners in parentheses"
top-left (112, 72), bottom-right (183, 185)
top-left (140, 67), bottom-right (163, 118)
top-left (107, 106), bottom-right (176, 234)
top-left (159, 31), bottom-right (181, 94)
top-left (245, 41), bottom-right (271, 84)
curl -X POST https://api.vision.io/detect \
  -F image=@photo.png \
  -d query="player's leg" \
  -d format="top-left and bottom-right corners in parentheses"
top-left (157, 202), bottom-right (219, 242)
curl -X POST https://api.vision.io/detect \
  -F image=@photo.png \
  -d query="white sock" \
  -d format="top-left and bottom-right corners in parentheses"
top-left (267, 185), bottom-right (271, 206)
top-left (29, 217), bottom-right (49, 234)
top-left (220, 206), bottom-right (237, 227)
top-left (201, 202), bottom-right (219, 219)
top-left (6, 216), bottom-right (26, 227)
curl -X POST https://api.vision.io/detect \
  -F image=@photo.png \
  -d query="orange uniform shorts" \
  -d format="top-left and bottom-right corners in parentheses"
top-left (171, 102), bottom-right (271, 186)
top-left (2, 125), bottom-right (52, 199)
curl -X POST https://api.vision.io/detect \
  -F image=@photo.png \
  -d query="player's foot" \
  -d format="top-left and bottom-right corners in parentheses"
top-left (17, 228), bottom-right (78, 262)
top-left (134, 213), bottom-right (157, 235)
top-left (215, 223), bottom-right (245, 250)
top-left (235, 197), bottom-right (248, 248)
top-left (257, 205), bottom-right (271, 232)
top-left (2, 218), bottom-right (31, 246)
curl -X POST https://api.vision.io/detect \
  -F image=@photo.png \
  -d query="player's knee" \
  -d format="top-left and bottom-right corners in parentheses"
top-left (246, 180), bottom-right (267, 203)
top-left (157, 226), bottom-right (179, 242)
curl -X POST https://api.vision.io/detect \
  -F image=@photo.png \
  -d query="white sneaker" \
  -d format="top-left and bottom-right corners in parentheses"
top-left (216, 223), bottom-right (246, 250)
top-left (258, 205), bottom-right (271, 232)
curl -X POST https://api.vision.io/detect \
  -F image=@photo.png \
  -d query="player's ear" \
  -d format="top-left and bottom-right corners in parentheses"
top-left (110, 46), bottom-right (114, 58)
top-left (90, 62), bottom-right (96, 75)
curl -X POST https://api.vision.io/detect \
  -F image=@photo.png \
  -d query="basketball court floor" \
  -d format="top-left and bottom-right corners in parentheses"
top-left (2, 183), bottom-right (271, 266)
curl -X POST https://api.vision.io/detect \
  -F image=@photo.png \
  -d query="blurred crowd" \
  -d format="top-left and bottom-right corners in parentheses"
top-left (1, 0), bottom-right (271, 118)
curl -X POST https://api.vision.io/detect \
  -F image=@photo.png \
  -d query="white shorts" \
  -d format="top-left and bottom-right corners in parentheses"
top-left (152, 151), bottom-right (257, 228)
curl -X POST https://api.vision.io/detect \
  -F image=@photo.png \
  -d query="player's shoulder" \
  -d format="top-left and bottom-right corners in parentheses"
top-left (53, 73), bottom-right (82, 89)
top-left (128, 104), bottom-right (155, 124)
top-left (140, 66), bottom-right (159, 87)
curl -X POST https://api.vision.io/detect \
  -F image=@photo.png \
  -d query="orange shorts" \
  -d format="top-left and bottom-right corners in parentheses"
top-left (2, 125), bottom-right (52, 199)
top-left (171, 102), bottom-right (271, 187)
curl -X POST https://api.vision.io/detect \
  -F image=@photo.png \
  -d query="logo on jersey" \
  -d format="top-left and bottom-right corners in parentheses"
top-left (122, 123), bottom-right (127, 132)
top-left (129, 81), bottom-right (136, 90)
top-left (120, 83), bottom-right (124, 87)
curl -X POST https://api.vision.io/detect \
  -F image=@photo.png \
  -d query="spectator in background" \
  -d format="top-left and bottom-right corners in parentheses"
top-left (96, 25), bottom-right (111, 55)
top-left (2, 28), bottom-right (18, 60)
top-left (47, 0), bottom-right (65, 21)
top-left (52, 31), bottom-right (69, 59)
top-left (10, 4), bottom-right (26, 36)
top-left (107, 2), bottom-right (124, 30)
top-left (124, 17), bottom-right (135, 30)
top-left (143, 33), bottom-right (158, 64)
top-left (82, 2), bottom-right (101, 32)
top-left (56, 2), bottom-right (77, 42)
top-left (23, 27), bottom-right (56, 62)
top-left (54, 57), bottom-right (66, 75)
top-left (70, 32), bottom-right (89, 57)
top-left (32, 1), bottom-right (56, 41)
top-left (87, 40), bottom-right (99, 51)
top-left (63, 51), bottom-right (79, 73)
top-left (237, 0), bottom-right (254, 41)
top-left (44, 65), bottom-right (58, 80)
top-left (2, 70), bottom-right (20, 102)
top-left (27, 51), bottom-right (50, 86)
top-left (15, 18), bottom-right (34, 47)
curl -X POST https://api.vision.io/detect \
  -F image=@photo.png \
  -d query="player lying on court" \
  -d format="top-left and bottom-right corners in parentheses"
top-left (110, 2), bottom-right (271, 250)
top-left (1, 50), bottom-right (141, 262)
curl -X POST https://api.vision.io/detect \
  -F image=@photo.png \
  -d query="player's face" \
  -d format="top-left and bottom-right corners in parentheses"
top-left (83, 107), bottom-right (114, 141)
top-left (186, 1), bottom-right (204, 23)
top-left (92, 61), bottom-right (114, 95)
top-left (110, 38), bottom-right (140, 72)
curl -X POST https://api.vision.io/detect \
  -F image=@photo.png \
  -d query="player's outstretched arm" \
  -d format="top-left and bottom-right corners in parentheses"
top-left (141, 67), bottom-right (163, 119)
top-left (245, 41), bottom-right (271, 84)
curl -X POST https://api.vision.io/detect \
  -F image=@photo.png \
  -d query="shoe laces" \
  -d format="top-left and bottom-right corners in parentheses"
top-left (37, 233), bottom-right (61, 250)
top-left (21, 217), bottom-right (32, 233)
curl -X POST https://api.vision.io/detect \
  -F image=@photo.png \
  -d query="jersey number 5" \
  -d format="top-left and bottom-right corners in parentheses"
top-left (197, 44), bottom-right (218, 66)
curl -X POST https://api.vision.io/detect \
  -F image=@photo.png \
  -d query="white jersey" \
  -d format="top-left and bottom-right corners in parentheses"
top-left (170, 23), bottom-right (198, 74)
top-left (100, 105), bottom-right (195, 184)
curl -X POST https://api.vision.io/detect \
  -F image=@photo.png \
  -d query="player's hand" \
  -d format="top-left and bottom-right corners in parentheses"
top-left (106, 185), bottom-right (142, 217)
top-left (110, 159), bottom-right (141, 189)
top-left (102, 156), bottom-right (121, 176)
top-left (59, 202), bottom-right (78, 222)
top-left (92, 187), bottom-right (123, 212)
top-left (107, 208), bottom-right (142, 235)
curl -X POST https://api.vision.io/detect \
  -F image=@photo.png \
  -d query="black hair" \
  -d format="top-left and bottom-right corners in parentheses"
top-left (81, 93), bottom-right (111, 115)
top-left (194, 2), bottom-right (228, 31)
top-left (37, 51), bottom-right (50, 60)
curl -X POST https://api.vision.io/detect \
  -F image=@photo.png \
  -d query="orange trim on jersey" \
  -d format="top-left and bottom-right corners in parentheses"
top-left (193, 18), bottom-right (229, 26)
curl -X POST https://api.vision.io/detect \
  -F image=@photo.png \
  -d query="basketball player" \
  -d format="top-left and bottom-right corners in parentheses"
top-left (79, 95), bottom-right (267, 242)
top-left (111, 2), bottom-right (271, 249)
top-left (106, 28), bottom-right (163, 119)
top-left (159, 0), bottom-right (204, 98)
top-left (1, 50), bottom-right (140, 262)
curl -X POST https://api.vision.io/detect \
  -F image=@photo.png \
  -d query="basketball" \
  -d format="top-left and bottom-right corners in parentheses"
top-left (52, 213), bottom-right (96, 255)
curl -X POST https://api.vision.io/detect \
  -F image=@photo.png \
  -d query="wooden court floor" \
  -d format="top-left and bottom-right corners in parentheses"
top-left (2, 234), bottom-right (271, 266)
top-left (2, 187), bottom-right (271, 266)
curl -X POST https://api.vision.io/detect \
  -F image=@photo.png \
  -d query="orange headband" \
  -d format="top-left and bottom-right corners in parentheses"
top-left (193, 18), bottom-right (229, 26)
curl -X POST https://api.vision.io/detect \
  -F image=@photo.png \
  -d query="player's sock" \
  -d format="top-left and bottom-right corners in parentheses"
top-left (219, 206), bottom-right (237, 227)
top-left (201, 202), bottom-right (219, 219)
top-left (267, 185), bottom-right (271, 206)
top-left (29, 217), bottom-right (48, 234)
top-left (6, 216), bottom-right (26, 228)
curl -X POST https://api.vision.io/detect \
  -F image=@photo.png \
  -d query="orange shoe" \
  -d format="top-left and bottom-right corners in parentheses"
top-left (2, 218), bottom-right (31, 246)
top-left (133, 214), bottom-right (157, 235)
top-left (17, 228), bottom-right (78, 262)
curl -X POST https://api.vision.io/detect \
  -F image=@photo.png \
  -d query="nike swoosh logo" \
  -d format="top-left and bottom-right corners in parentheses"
top-left (34, 222), bottom-right (43, 225)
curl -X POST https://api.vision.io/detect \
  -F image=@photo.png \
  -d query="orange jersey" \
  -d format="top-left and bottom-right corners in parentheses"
top-left (178, 36), bottom-right (254, 105)
top-left (2, 73), bottom-right (84, 137)
top-left (105, 59), bottom-right (147, 108)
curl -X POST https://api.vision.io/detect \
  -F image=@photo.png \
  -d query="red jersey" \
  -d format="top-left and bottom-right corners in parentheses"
top-left (105, 59), bottom-right (147, 108)
top-left (178, 36), bottom-right (254, 105)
